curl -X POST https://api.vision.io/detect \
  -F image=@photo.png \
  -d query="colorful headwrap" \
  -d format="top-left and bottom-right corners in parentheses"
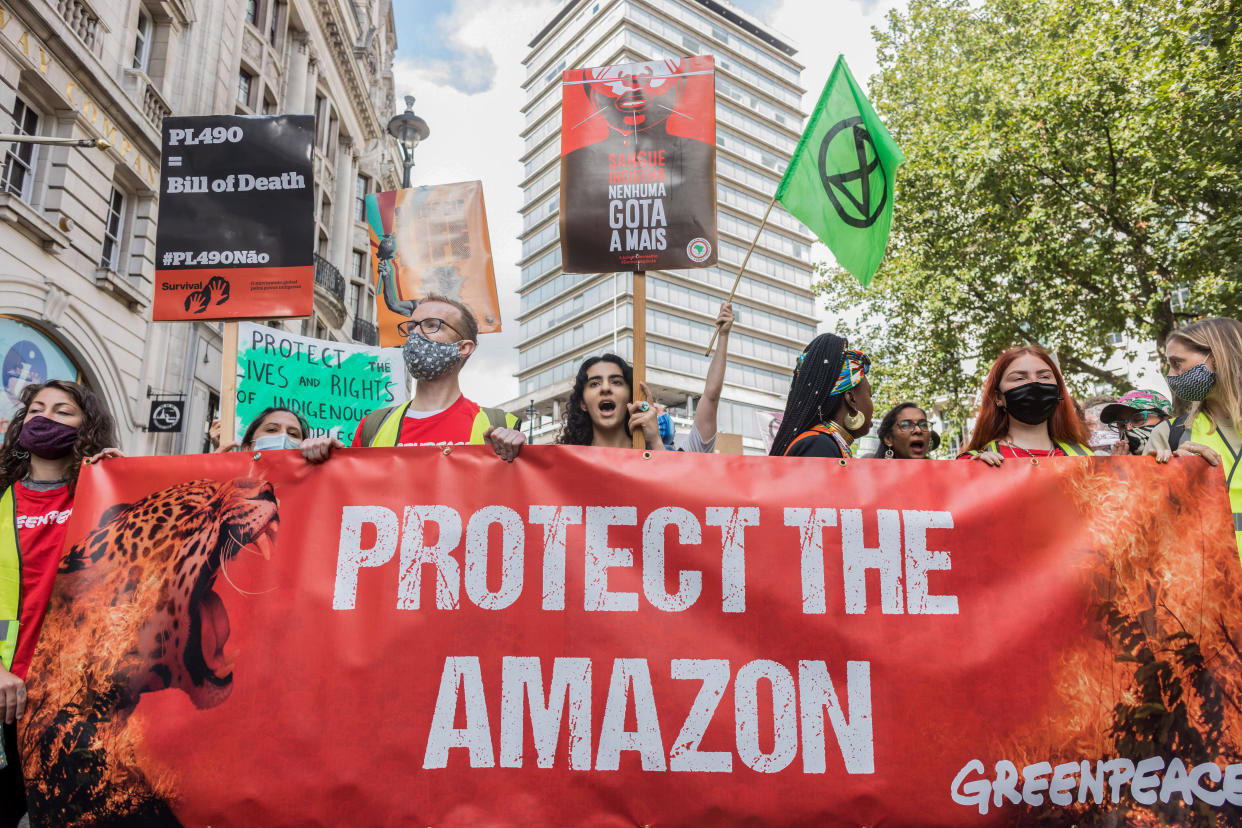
top-left (1116, 389), bottom-right (1172, 417)
top-left (831, 349), bottom-right (870, 395)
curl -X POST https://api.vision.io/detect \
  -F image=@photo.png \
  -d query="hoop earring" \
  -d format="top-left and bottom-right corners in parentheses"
top-left (884, 447), bottom-right (894, 459)
top-left (843, 408), bottom-right (865, 431)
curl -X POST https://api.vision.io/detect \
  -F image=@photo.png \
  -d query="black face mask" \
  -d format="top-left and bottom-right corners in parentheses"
top-left (1002, 381), bottom-right (1061, 425)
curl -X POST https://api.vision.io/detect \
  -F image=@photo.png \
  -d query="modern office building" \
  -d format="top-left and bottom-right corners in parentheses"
top-left (0, 0), bottom-right (401, 454)
top-left (510, 0), bottom-right (818, 453)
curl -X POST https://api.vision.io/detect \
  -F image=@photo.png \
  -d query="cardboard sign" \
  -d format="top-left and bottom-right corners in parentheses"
top-left (560, 56), bottom-right (718, 273)
top-left (21, 451), bottom-right (1242, 826)
top-left (365, 182), bottom-right (501, 347)
top-left (234, 322), bottom-right (406, 445)
top-left (153, 115), bottom-right (315, 320)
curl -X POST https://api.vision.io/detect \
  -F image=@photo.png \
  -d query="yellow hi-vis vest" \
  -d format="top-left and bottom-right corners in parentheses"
top-left (966, 439), bottom-right (1094, 457)
top-left (365, 401), bottom-right (519, 448)
top-left (0, 486), bottom-right (22, 672)
top-left (1186, 413), bottom-right (1242, 560)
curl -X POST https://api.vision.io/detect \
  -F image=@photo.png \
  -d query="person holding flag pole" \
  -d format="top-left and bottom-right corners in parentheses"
top-left (705, 55), bottom-right (905, 355)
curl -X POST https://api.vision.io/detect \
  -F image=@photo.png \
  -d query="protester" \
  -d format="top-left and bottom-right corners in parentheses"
top-left (299, 294), bottom-right (525, 462)
top-left (1146, 317), bottom-right (1242, 554)
top-left (680, 303), bottom-right (733, 452)
top-left (1099, 390), bottom-right (1171, 455)
top-left (556, 303), bottom-right (734, 452)
top-left (770, 334), bottom-right (873, 458)
top-left (0, 380), bottom-right (121, 827)
top-left (211, 407), bottom-right (310, 453)
top-left (1081, 393), bottom-right (1122, 453)
top-left (556, 355), bottom-right (665, 450)
top-left (959, 345), bottom-right (1092, 464)
top-left (869, 403), bottom-right (939, 459)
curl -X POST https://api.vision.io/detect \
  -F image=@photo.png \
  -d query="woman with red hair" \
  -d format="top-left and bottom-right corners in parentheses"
top-left (958, 346), bottom-right (1093, 465)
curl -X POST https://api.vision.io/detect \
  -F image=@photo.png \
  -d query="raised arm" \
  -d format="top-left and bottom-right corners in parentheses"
top-left (693, 302), bottom-right (733, 443)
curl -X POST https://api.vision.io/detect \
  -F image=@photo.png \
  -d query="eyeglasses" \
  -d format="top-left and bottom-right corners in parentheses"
top-left (1106, 410), bottom-right (1162, 432)
top-left (397, 317), bottom-right (461, 338)
top-left (894, 419), bottom-right (930, 433)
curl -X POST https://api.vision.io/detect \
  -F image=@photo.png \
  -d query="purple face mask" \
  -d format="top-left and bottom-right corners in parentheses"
top-left (18, 415), bottom-right (80, 459)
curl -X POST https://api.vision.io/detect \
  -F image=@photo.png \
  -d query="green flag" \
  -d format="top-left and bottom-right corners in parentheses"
top-left (776, 55), bottom-right (904, 287)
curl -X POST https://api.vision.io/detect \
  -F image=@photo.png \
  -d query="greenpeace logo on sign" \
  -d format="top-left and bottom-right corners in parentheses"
top-left (952, 756), bottom-right (1242, 813)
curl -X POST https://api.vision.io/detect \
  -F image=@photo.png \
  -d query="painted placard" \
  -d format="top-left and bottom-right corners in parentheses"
top-left (233, 321), bottom-right (406, 446)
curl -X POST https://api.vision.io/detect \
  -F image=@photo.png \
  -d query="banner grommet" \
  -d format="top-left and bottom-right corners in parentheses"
top-left (442, 447), bottom-right (452, 456)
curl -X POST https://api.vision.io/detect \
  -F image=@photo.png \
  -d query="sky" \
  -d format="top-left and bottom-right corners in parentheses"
top-left (394, 0), bottom-right (906, 405)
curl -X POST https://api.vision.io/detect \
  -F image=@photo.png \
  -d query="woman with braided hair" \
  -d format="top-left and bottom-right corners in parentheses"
top-left (770, 333), bottom-right (874, 459)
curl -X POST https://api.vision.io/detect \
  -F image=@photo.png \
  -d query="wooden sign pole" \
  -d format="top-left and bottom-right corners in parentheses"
top-left (632, 270), bottom-right (647, 450)
top-left (219, 321), bottom-right (239, 447)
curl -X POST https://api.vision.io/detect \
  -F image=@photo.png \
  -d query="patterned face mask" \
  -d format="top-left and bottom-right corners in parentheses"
top-left (1166, 361), bottom-right (1216, 402)
top-left (402, 333), bottom-right (463, 381)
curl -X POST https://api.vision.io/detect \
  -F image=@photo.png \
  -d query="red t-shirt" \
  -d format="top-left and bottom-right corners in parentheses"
top-left (11, 482), bottom-right (74, 679)
top-left (353, 396), bottom-right (482, 447)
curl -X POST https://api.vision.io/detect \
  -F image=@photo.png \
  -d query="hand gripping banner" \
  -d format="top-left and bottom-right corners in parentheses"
top-left (19, 450), bottom-right (1242, 827)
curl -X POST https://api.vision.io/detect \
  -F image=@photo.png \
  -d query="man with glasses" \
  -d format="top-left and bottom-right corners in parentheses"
top-left (300, 294), bottom-right (525, 461)
top-left (1099, 390), bottom-right (1172, 455)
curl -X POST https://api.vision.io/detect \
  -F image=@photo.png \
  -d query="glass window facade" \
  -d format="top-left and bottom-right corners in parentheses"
top-left (100, 186), bottom-right (125, 270)
top-left (3, 97), bottom-right (39, 201)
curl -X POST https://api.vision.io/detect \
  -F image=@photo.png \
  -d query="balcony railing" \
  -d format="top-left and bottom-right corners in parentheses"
top-left (312, 252), bottom-right (345, 301)
top-left (57, 0), bottom-right (101, 55)
top-left (352, 317), bottom-right (378, 346)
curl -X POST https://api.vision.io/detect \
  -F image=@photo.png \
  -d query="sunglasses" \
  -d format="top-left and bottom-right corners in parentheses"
top-left (1105, 410), bottom-right (1163, 432)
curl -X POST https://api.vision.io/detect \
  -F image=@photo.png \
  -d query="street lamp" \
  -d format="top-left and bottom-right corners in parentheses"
top-left (386, 94), bottom-right (429, 188)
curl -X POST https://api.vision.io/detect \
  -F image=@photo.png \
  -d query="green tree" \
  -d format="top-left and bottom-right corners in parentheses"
top-left (820, 0), bottom-right (1241, 423)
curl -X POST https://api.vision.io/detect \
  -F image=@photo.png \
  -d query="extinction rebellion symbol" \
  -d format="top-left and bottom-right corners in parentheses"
top-left (686, 238), bottom-right (712, 263)
top-left (818, 116), bottom-right (887, 229)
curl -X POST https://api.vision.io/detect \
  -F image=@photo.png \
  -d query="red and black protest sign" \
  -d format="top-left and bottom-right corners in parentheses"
top-left (560, 56), bottom-right (718, 273)
top-left (19, 450), bottom-right (1242, 826)
top-left (153, 115), bottom-right (315, 321)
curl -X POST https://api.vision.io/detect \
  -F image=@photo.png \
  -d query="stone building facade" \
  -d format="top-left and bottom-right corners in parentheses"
top-left (0, 0), bottom-right (401, 454)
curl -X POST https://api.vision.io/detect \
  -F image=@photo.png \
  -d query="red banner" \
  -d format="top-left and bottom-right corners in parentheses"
top-left (20, 450), bottom-right (1242, 826)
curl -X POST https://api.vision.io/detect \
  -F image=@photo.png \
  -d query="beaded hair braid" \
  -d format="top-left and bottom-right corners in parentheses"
top-left (769, 333), bottom-right (848, 457)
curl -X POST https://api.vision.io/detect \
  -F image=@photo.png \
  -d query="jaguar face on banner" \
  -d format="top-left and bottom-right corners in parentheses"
top-left (19, 451), bottom-right (1242, 827)
top-left (560, 56), bottom-right (718, 273)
